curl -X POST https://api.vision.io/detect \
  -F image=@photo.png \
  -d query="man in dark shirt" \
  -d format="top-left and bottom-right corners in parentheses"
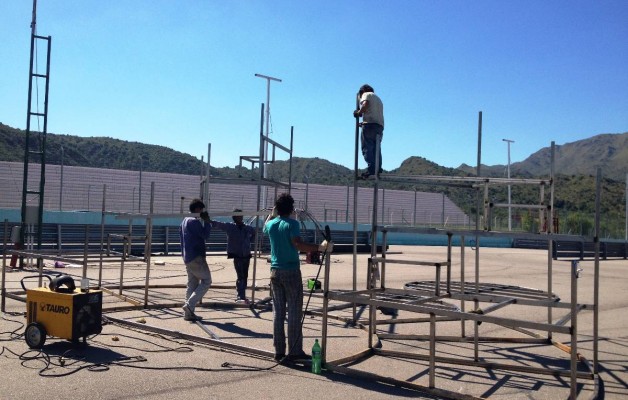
top-left (210, 209), bottom-right (256, 303)
top-left (179, 198), bottom-right (212, 321)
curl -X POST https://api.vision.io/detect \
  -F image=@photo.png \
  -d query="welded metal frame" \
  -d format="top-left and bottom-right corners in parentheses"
top-left (343, 117), bottom-right (601, 398)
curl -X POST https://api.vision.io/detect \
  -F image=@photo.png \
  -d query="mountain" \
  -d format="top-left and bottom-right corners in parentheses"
top-left (458, 133), bottom-right (628, 181)
top-left (1, 122), bottom-right (626, 238)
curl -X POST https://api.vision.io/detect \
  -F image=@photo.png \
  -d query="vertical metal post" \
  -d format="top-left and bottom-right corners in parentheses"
top-left (429, 312), bottom-right (436, 388)
top-left (1, 219), bottom-right (8, 312)
top-left (594, 168), bottom-right (601, 373)
top-left (570, 260), bottom-right (579, 400)
top-left (254, 73), bottom-right (282, 209)
top-left (138, 156), bottom-right (143, 213)
top-left (446, 233), bottom-right (452, 293)
top-left (59, 145), bottom-right (63, 211)
top-left (288, 127), bottom-right (293, 194)
top-left (98, 184), bottom-right (106, 288)
top-left (321, 241), bottom-right (332, 364)
top-left (258, 103), bottom-right (265, 185)
top-left (205, 143), bottom-right (211, 207)
top-left (442, 193), bottom-right (445, 227)
top-left (352, 91), bottom-right (360, 323)
top-left (144, 182), bottom-right (155, 307)
top-left (460, 235), bottom-right (466, 337)
top-left (502, 138), bottom-right (514, 231)
top-left (413, 188), bottom-right (417, 226)
top-left (87, 184), bottom-right (92, 211)
top-left (304, 176), bottom-right (309, 211)
top-left (548, 142), bottom-right (555, 339)
top-left (381, 230), bottom-right (387, 289)
top-left (345, 185), bottom-right (349, 223)
top-left (251, 103), bottom-right (265, 304)
top-left (82, 225), bottom-right (89, 281)
top-left (381, 189), bottom-right (385, 225)
top-left (474, 111), bottom-right (482, 361)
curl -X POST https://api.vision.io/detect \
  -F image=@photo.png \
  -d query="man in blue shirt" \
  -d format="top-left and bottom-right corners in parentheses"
top-left (179, 198), bottom-right (212, 321)
top-left (263, 193), bottom-right (333, 362)
top-left (210, 209), bottom-right (256, 303)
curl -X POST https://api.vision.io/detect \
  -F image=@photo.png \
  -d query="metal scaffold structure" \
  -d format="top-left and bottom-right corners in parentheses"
top-left (318, 111), bottom-right (600, 399)
top-left (19, 0), bottom-right (52, 271)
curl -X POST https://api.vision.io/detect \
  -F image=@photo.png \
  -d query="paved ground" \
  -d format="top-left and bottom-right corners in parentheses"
top-left (1, 245), bottom-right (627, 399)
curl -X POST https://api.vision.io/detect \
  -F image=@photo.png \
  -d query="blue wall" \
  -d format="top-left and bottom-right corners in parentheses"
top-left (0, 209), bottom-right (512, 248)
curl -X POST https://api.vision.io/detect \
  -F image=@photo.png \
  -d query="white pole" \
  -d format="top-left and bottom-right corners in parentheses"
top-left (255, 73), bottom-right (281, 208)
top-left (502, 139), bottom-right (515, 231)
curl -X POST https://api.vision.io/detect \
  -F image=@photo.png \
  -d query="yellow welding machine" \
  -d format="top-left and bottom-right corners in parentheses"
top-left (25, 279), bottom-right (102, 348)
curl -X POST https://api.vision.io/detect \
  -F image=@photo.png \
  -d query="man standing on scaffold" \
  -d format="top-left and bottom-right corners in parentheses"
top-left (354, 84), bottom-right (384, 179)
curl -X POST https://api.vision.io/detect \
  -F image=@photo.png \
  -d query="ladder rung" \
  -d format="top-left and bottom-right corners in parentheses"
top-left (28, 150), bottom-right (44, 155)
top-left (33, 73), bottom-right (48, 79)
top-left (26, 190), bottom-right (42, 195)
top-left (29, 112), bottom-right (46, 117)
top-left (34, 35), bottom-right (50, 41)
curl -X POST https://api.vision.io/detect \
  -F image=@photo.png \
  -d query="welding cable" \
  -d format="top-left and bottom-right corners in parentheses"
top-left (91, 332), bottom-right (193, 354)
top-left (0, 313), bottom-right (26, 341)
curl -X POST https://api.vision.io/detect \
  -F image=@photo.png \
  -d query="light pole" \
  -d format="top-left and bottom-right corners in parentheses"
top-left (59, 145), bottom-right (64, 211)
top-left (503, 139), bottom-right (515, 231)
top-left (255, 73), bottom-right (282, 208)
top-left (138, 156), bottom-right (143, 213)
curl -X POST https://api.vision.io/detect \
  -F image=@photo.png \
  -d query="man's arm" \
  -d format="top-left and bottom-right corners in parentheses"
top-left (354, 99), bottom-right (369, 118)
top-left (291, 236), bottom-right (319, 253)
top-left (291, 236), bottom-right (333, 254)
top-left (358, 99), bottom-right (370, 114)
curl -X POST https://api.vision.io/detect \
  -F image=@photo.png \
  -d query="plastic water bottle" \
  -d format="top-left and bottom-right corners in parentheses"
top-left (311, 339), bottom-right (322, 374)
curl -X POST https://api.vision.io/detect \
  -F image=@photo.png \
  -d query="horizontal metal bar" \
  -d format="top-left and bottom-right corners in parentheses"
top-left (374, 349), bottom-right (593, 380)
top-left (374, 316), bottom-right (458, 325)
top-left (376, 334), bottom-right (548, 343)
top-left (492, 203), bottom-right (547, 210)
top-left (113, 209), bottom-right (271, 220)
top-left (378, 226), bottom-right (590, 242)
top-left (376, 174), bottom-right (547, 185)
top-left (104, 316), bottom-right (273, 359)
top-left (473, 298), bottom-right (517, 315)
top-left (371, 257), bottom-right (449, 267)
top-left (325, 363), bottom-right (484, 400)
top-left (263, 136), bottom-right (290, 153)
top-left (554, 304), bottom-right (587, 326)
top-left (327, 290), bottom-right (572, 334)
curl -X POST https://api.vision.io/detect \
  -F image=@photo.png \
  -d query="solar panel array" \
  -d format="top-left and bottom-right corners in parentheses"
top-left (0, 161), bottom-right (470, 226)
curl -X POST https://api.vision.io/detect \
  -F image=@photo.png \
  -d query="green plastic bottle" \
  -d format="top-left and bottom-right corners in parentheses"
top-left (311, 339), bottom-right (322, 374)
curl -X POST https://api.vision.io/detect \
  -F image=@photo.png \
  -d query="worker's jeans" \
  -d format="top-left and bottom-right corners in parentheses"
top-left (184, 256), bottom-right (212, 312)
top-left (233, 257), bottom-right (250, 299)
top-left (270, 268), bottom-right (303, 356)
top-left (361, 123), bottom-right (383, 175)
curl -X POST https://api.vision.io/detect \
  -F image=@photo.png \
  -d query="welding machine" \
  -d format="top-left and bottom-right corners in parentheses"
top-left (23, 274), bottom-right (103, 348)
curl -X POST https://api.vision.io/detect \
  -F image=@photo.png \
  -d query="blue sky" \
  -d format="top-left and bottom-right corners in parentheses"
top-left (1, 1), bottom-right (627, 172)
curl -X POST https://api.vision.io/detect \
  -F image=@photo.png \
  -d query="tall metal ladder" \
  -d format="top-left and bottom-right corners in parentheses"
top-left (20, 1), bottom-right (52, 264)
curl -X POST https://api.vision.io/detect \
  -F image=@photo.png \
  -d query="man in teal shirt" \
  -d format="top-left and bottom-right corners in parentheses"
top-left (263, 193), bottom-right (332, 362)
